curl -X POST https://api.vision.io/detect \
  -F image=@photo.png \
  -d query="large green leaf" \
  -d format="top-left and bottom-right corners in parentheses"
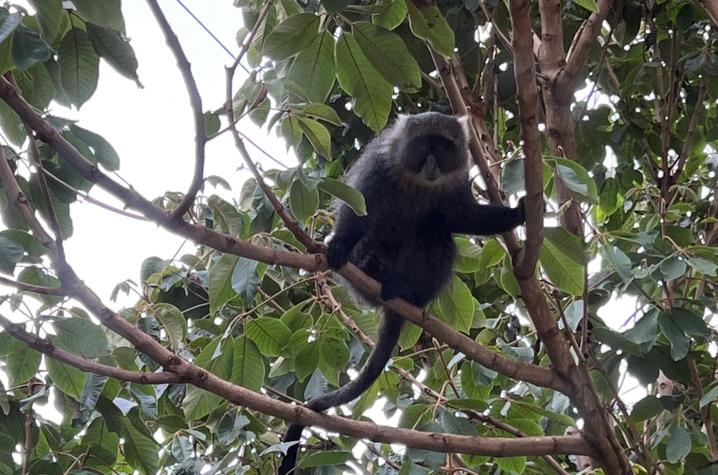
top-left (46, 357), bottom-right (86, 398)
top-left (72, 0), bottom-right (125, 32)
top-left (373, 0), bottom-right (408, 30)
top-left (286, 30), bottom-right (335, 103)
top-left (151, 303), bottom-right (187, 351)
top-left (262, 13), bottom-right (319, 60)
top-left (245, 317), bottom-right (291, 357)
top-left (69, 124), bottom-right (121, 171)
top-left (86, 23), bottom-right (140, 85)
top-left (11, 25), bottom-right (52, 70)
top-left (58, 28), bottom-right (100, 108)
top-left (433, 276), bottom-right (475, 334)
top-left (0, 234), bottom-right (23, 274)
top-left (231, 337), bottom-right (265, 391)
top-left (290, 179), bottom-right (319, 222)
top-left (665, 425), bottom-right (691, 463)
top-left (29, 0), bottom-right (63, 41)
top-left (334, 32), bottom-right (392, 132)
top-left (51, 317), bottom-right (108, 358)
top-left (540, 229), bottom-right (585, 295)
top-left (551, 157), bottom-right (599, 203)
top-left (209, 254), bottom-right (239, 314)
top-left (318, 177), bottom-right (367, 216)
top-left (121, 419), bottom-right (159, 475)
top-left (353, 22), bottom-right (421, 90)
top-left (406, 2), bottom-right (455, 57)
top-left (3, 336), bottom-right (41, 386)
top-left (298, 116), bottom-right (332, 159)
top-left (0, 10), bottom-right (21, 44)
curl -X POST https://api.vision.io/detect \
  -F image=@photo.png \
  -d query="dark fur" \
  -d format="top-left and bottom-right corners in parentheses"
top-left (279, 112), bottom-right (525, 474)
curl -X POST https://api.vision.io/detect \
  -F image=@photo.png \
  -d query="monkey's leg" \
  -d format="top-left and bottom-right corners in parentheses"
top-left (327, 204), bottom-right (366, 269)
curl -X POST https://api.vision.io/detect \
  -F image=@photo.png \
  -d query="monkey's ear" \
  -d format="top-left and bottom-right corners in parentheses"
top-left (458, 115), bottom-right (472, 142)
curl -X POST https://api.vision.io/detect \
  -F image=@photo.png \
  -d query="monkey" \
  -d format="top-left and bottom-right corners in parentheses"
top-left (279, 112), bottom-right (526, 474)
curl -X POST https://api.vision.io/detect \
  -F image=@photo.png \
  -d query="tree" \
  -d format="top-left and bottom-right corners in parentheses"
top-left (0, 0), bottom-right (716, 473)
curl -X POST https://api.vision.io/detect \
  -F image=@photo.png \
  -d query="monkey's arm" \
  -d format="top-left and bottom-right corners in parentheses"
top-left (326, 204), bottom-right (366, 268)
top-left (446, 193), bottom-right (526, 235)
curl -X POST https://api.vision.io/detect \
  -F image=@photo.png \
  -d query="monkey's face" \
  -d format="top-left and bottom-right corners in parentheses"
top-left (402, 134), bottom-right (466, 186)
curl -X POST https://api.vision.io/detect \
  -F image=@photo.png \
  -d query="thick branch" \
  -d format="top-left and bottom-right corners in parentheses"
top-left (698, 0), bottom-right (718, 26)
top-left (0, 78), bottom-right (561, 391)
top-left (0, 313), bottom-right (182, 384)
top-left (0, 275), bottom-right (65, 296)
top-left (509, 0), bottom-right (545, 277)
top-left (146, 0), bottom-right (207, 220)
top-left (558, 0), bottom-right (613, 92)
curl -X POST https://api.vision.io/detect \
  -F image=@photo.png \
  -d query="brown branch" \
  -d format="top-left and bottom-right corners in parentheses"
top-left (0, 149), bottom-right (592, 459)
top-left (326, 285), bottom-right (570, 475)
top-left (0, 313), bottom-right (182, 385)
top-left (558, 0), bottom-right (613, 92)
top-left (688, 358), bottom-right (718, 460)
top-left (225, 1), bottom-right (320, 253)
top-left (0, 77), bottom-right (565, 392)
top-left (509, 0), bottom-right (545, 277)
top-left (146, 0), bottom-right (207, 221)
top-left (0, 275), bottom-right (65, 296)
top-left (698, 0), bottom-right (718, 27)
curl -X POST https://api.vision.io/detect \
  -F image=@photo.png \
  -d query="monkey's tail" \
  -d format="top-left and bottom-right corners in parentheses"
top-left (278, 309), bottom-right (403, 475)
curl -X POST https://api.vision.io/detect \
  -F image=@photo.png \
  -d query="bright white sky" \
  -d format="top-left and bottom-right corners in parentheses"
top-left (42, 1), bottom-right (291, 307)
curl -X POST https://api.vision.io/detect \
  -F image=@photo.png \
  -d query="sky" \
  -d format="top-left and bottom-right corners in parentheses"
top-left (46, 0), bottom-right (290, 307)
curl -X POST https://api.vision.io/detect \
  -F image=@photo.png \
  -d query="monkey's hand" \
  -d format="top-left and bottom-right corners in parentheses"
top-left (326, 237), bottom-right (353, 269)
top-left (517, 196), bottom-right (526, 224)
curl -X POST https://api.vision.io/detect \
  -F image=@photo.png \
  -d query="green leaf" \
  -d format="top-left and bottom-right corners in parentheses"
top-left (0, 100), bottom-right (27, 145)
top-left (353, 22), bottom-right (421, 90)
top-left (86, 23), bottom-right (140, 84)
top-left (29, 0), bottom-right (64, 41)
top-left (406, 2), bottom-right (455, 57)
top-left (0, 10), bottom-right (21, 44)
top-left (231, 337), bottom-right (265, 391)
top-left (294, 340), bottom-right (319, 382)
top-left (665, 425), bottom-right (691, 463)
top-left (660, 256), bottom-right (687, 280)
top-left (0, 229), bottom-right (46, 257)
top-left (0, 234), bottom-right (23, 274)
top-left (231, 257), bottom-right (259, 304)
top-left (203, 111), bottom-right (220, 136)
top-left (290, 179), bottom-right (319, 222)
top-left (299, 450), bottom-right (352, 468)
top-left (51, 317), bottom-right (108, 358)
top-left (46, 358), bottom-right (86, 398)
top-left (373, 0), bottom-right (408, 30)
top-left (540, 230), bottom-right (585, 295)
top-left (319, 336), bottom-right (350, 383)
top-left (121, 419), bottom-right (159, 475)
top-left (479, 239), bottom-right (506, 268)
top-left (551, 157), bottom-right (598, 203)
top-left (434, 276), bottom-right (475, 334)
top-left (574, 0), bottom-right (599, 13)
top-left (664, 308), bottom-right (710, 337)
top-left (699, 384), bottom-right (718, 408)
top-left (686, 256), bottom-right (718, 276)
top-left (318, 177), bottom-right (367, 216)
top-left (152, 303), bottom-right (187, 351)
top-left (398, 321), bottom-right (422, 350)
top-left (245, 317), bottom-right (291, 357)
top-left (11, 25), bottom-right (52, 70)
top-left (58, 28), bottom-right (100, 108)
top-left (496, 456), bottom-right (527, 473)
top-left (298, 117), bottom-right (332, 158)
top-left (602, 245), bottom-right (632, 281)
top-left (334, 32), bottom-right (392, 132)
top-left (207, 195), bottom-right (243, 236)
top-left (17, 266), bottom-right (62, 306)
top-left (69, 124), bottom-right (121, 171)
top-left (4, 336), bottom-right (40, 386)
top-left (302, 103), bottom-right (342, 126)
top-left (72, 0), bottom-right (125, 32)
top-left (454, 236), bottom-right (483, 273)
top-left (209, 254), bottom-right (239, 314)
top-left (288, 31), bottom-right (336, 103)
top-left (658, 312), bottom-right (690, 361)
top-left (630, 395), bottom-right (663, 422)
top-left (263, 13), bottom-right (319, 60)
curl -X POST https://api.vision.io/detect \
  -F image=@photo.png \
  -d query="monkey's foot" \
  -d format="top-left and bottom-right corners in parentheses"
top-left (326, 239), bottom-right (353, 269)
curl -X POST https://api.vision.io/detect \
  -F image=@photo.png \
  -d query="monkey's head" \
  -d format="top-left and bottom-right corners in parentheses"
top-left (386, 112), bottom-right (470, 189)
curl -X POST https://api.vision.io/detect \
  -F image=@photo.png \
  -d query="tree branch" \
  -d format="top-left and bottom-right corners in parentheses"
top-left (146, 0), bottom-right (207, 221)
top-left (0, 275), bottom-right (65, 296)
top-left (558, 0), bottom-right (614, 92)
top-left (698, 0), bottom-right (718, 27)
top-left (509, 0), bottom-right (545, 277)
top-left (0, 313), bottom-right (182, 384)
top-left (0, 77), bottom-right (563, 391)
